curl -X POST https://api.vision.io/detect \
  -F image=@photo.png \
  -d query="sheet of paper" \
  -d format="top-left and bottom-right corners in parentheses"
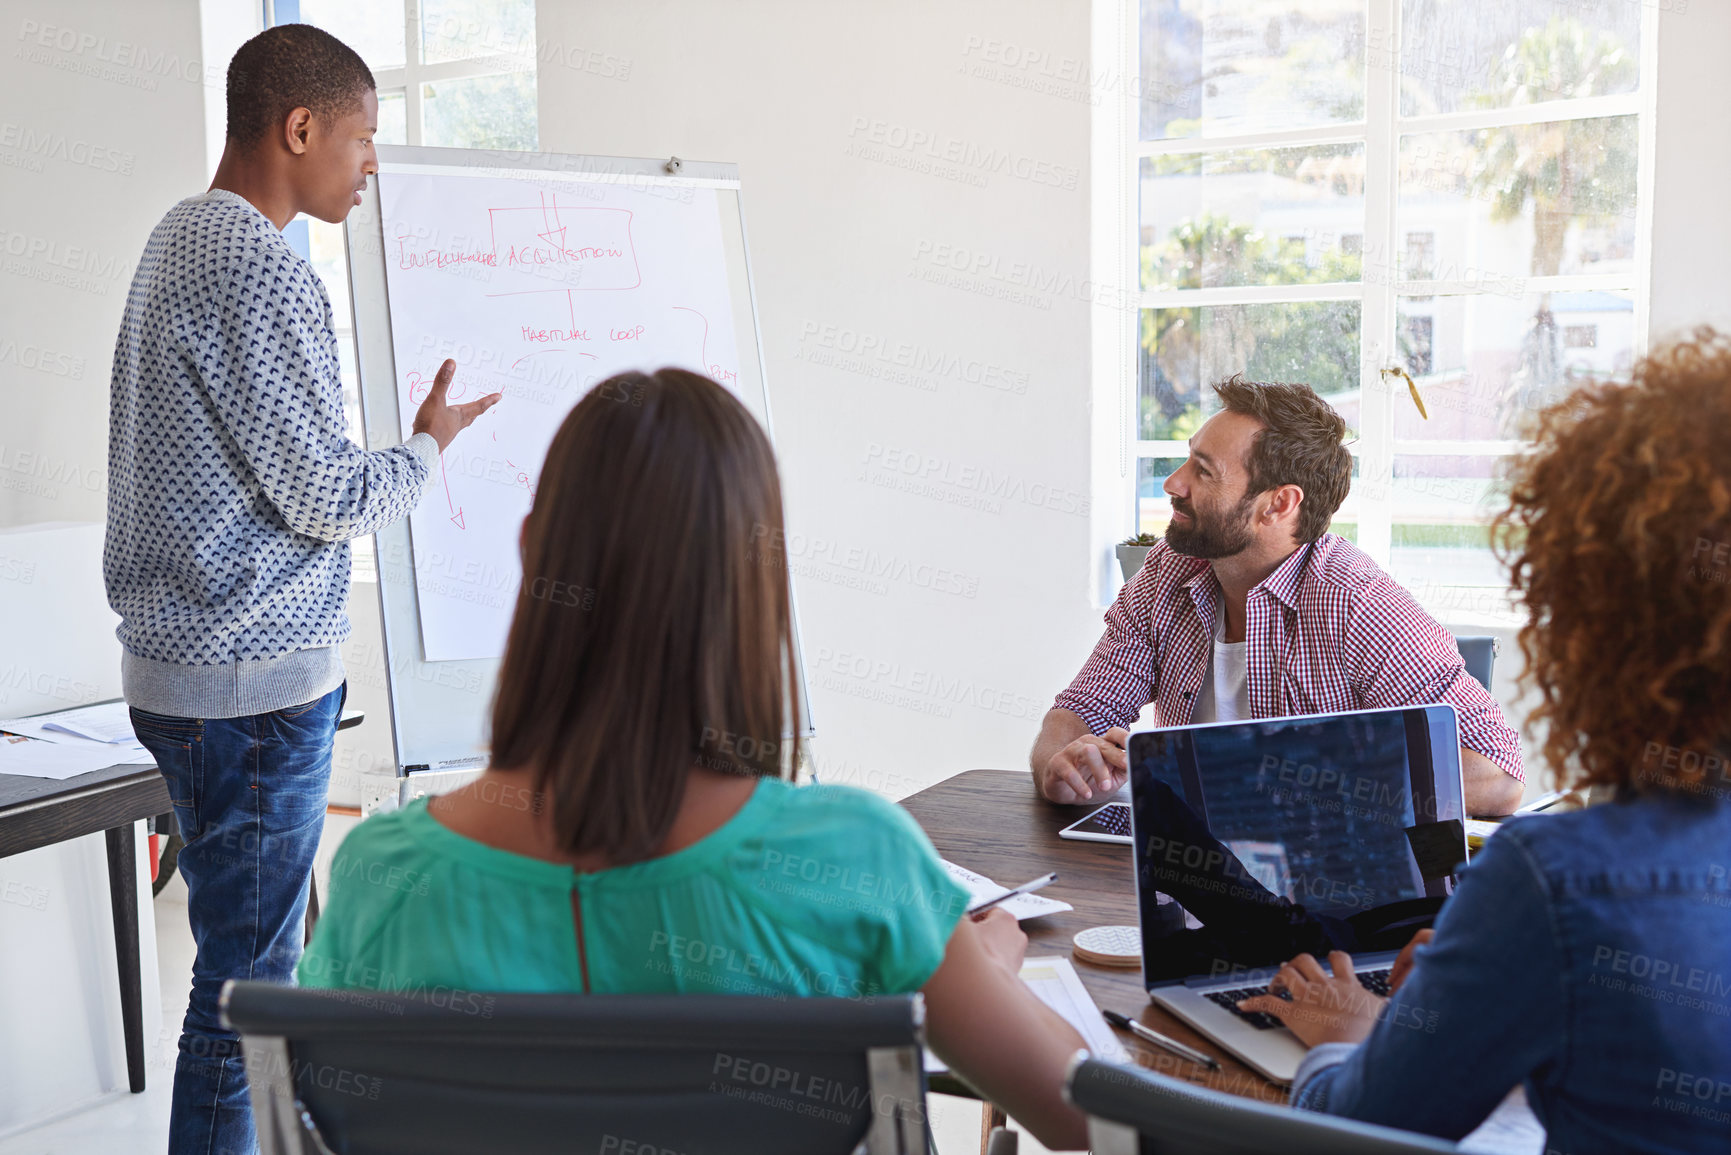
top-left (0, 734), bottom-right (152, 780)
top-left (0, 730), bottom-right (152, 768)
top-left (941, 859), bottom-right (1074, 921)
top-left (31, 699), bottom-right (138, 743)
top-left (0, 716), bottom-right (61, 742)
top-left (378, 169), bottom-right (743, 661)
top-left (1, 705), bottom-right (148, 759)
top-left (1019, 957), bottom-right (1132, 1062)
top-left (1457, 1086), bottom-right (1547, 1155)
top-left (925, 956), bottom-right (1129, 1073)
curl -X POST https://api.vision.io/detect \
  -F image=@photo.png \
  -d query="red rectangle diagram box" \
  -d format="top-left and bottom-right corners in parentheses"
top-left (487, 197), bottom-right (639, 291)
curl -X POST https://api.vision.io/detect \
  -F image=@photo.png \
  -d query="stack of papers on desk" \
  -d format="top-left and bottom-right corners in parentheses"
top-left (942, 859), bottom-right (1073, 921)
top-left (0, 702), bottom-right (153, 780)
top-left (14, 700), bottom-right (138, 744)
top-left (0, 733), bottom-right (153, 780)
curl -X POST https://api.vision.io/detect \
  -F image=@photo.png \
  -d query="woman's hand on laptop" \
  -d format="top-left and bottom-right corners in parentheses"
top-left (1040, 728), bottom-right (1130, 803)
top-left (1235, 950), bottom-right (1385, 1048)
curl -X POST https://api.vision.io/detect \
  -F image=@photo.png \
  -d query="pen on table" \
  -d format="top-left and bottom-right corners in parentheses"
top-left (1102, 1009), bottom-right (1220, 1071)
top-left (966, 872), bottom-right (1057, 917)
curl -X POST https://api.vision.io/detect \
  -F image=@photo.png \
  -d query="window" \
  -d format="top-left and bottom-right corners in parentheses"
top-left (281, 0), bottom-right (538, 150)
top-left (1114, 0), bottom-right (1654, 623)
top-left (265, 0), bottom-right (540, 576)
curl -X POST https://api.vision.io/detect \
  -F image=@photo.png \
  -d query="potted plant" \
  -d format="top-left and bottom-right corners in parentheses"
top-left (1116, 532), bottom-right (1161, 581)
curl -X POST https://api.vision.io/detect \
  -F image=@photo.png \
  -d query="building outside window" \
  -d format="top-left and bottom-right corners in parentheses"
top-left (1402, 314), bottom-right (1434, 375)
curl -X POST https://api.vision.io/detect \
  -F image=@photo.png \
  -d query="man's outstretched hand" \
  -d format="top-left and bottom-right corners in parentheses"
top-left (411, 359), bottom-right (501, 451)
top-left (1038, 727), bottom-right (1130, 803)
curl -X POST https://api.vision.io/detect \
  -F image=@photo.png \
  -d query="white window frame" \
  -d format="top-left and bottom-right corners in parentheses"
top-left (377, 7), bottom-right (534, 147)
top-left (1090, 0), bottom-right (1659, 614)
top-left (264, 1), bottom-right (537, 147)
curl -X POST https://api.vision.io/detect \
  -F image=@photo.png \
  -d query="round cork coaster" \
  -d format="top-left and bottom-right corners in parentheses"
top-left (1072, 924), bottom-right (1141, 968)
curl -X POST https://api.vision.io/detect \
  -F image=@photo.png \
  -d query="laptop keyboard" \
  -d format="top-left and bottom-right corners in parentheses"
top-left (1205, 968), bottom-right (1393, 1030)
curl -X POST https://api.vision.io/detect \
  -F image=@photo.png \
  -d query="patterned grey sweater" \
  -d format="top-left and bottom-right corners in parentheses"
top-left (105, 189), bottom-right (438, 718)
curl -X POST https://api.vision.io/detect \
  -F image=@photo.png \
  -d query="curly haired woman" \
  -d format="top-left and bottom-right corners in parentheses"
top-left (1237, 333), bottom-right (1731, 1154)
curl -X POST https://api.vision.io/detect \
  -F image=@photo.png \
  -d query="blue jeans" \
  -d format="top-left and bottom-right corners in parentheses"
top-left (131, 683), bottom-right (345, 1155)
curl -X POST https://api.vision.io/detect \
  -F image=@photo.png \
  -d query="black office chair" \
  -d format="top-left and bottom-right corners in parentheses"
top-left (1066, 1057), bottom-right (1460, 1154)
top-left (221, 980), bottom-right (929, 1155)
top-left (1451, 635), bottom-right (1498, 694)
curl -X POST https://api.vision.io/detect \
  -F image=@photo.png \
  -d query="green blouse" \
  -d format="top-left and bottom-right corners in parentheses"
top-left (297, 777), bottom-right (970, 1002)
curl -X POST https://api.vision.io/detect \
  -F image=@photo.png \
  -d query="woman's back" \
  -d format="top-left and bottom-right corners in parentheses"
top-left (1514, 795), bottom-right (1731, 1150)
top-left (294, 370), bottom-right (1092, 1149)
top-left (1292, 792), bottom-right (1731, 1154)
top-left (299, 778), bottom-right (970, 1002)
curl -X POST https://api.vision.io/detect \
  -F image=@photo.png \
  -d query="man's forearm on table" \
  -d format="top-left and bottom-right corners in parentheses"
top-left (1460, 746), bottom-right (1523, 816)
top-left (1030, 708), bottom-right (1089, 788)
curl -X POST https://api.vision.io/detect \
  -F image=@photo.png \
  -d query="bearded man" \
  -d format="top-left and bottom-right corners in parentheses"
top-left (1031, 377), bottom-right (1523, 816)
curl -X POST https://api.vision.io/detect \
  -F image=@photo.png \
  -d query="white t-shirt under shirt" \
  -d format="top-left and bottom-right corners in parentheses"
top-left (1191, 593), bottom-right (1249, 724)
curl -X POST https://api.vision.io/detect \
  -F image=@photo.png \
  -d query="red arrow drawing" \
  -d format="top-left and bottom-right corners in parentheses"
top-left (439, 451), bottom-right (466, 530)
top-left (536, 190), bottom-right (567, 248)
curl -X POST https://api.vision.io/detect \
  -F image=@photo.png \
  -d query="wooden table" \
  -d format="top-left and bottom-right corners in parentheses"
top-left (901, 768), bottom-right (1288, 1110)
top-left (0, 708), bottom-right (364, 1094)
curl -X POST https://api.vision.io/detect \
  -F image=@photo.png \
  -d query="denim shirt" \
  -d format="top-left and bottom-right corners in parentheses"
top-left (1291, 794), bottom-right (1731, 1154)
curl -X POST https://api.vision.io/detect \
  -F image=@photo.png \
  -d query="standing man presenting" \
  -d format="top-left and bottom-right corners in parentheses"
top-left (104, 25), bottom-right (497, 1155)
top-left (1032, 376), bottom-right (1523, 816)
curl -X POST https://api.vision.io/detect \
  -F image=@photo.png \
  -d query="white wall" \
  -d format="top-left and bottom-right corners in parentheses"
top-left (1647, 3), bottom-right (1731, 344)
top-left (0, 0), bottom-right (224, 1131)
top-left (0, 521), bottom-right (160, 1134)
top-left (0, 825), bottom-right (158, 1137)
top-left (537, 0), bottom-right (1098, 797)
top-left (0, 0), bottom-right (212, 529)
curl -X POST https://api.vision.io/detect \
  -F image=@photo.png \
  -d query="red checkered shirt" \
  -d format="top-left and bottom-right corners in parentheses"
top-left (1054, 533), bottom-right (1523, 781)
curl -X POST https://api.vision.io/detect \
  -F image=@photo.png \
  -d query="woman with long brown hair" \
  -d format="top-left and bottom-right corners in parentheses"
top-left (299, 368), bottom-right (1089, 1149)
top-left (1239, 334), bottom-right (1731, 1152)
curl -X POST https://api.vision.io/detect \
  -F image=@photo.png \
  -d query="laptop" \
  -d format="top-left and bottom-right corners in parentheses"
top-left (1128, 705), bottom-right (1468, 1084)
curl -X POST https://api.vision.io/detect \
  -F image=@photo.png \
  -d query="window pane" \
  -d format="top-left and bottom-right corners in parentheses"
top-left (421, 72), bottom-right (538, 150)
top-left (305, 219), bottom-right (351, 329)
top-left (421, 0), bottom-right (536, 64)
top-left (1399, 116), bottom-right (1637, 281)
top-left (1139, 0), bottom-right (1365, 141)
top-left (1385, 455), bottom-right (1514, 615)
top-left (1136, 457), bottom-right (1187, 536)
top-left (296, 1), bottom-right (405, 71)
top-left (1139, 146), bottom-right (1365, 291)
top-left (1392, 290), bottom-right (1634, 441)
top-left (1396, 1), bottom-right (1640, 117)
top-left (1139, 301), bottom-right (1360, 441)
top-left (377, 89), bottom-right (407, 146)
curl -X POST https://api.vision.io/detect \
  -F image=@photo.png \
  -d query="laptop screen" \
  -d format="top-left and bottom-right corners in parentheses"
top-left (1128, 705), bottom-right (1467, 987)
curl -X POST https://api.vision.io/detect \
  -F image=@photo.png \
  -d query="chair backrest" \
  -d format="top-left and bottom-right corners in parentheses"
top-left (1066, 1058), bottom-right (1460, 1155)
top-left (221, 981), bottom-right (928, 1155)
top-left (1452, 635), bottom-right (1498, 694)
